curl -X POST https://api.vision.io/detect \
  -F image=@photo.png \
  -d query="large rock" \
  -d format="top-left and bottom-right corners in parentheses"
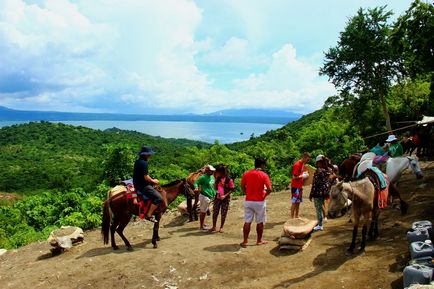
top-left (47, 226), bottom-right (84, 251)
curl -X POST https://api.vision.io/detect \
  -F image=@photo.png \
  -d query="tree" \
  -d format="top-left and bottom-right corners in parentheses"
top-left (320, 7), bottom-right (401, 132)
top-left (391, 0), bottom-right (434, 114)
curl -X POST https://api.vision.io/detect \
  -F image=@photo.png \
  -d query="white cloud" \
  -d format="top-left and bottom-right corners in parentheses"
top-left (0, 0), bottom-right (337, 114)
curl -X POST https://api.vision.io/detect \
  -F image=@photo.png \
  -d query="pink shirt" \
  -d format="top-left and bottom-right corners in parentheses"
top-left (215, 177), bottom-right (235, 198)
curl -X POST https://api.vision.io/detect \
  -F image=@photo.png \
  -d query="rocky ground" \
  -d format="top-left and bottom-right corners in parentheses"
top-left (1, 161), bottom-right (433, 289)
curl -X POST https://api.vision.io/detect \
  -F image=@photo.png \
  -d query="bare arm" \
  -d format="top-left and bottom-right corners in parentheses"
top-left (144, 175), bottom-right (159, 185)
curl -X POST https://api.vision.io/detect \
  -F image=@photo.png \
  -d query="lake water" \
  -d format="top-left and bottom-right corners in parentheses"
top-left (0, 120), bottom-right (282, 144)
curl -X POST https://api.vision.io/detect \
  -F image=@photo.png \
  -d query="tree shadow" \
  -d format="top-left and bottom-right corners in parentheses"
top-left (272, 244), bottom-right (358, 288)
top-left (203, 243), bottom-right (241, 253)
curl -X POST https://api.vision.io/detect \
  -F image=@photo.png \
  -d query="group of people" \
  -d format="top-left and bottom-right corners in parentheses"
top-left (131, 133), bottom-right (405, 247)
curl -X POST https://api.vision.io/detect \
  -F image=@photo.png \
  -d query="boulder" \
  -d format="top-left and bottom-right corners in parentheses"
top-left (47, 226), bottom-right (84, 252)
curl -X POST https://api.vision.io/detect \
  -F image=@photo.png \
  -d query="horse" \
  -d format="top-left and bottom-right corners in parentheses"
top-left (186, 169), bottom-right (204, 222)
top-left (356, 154), bottom-right (423, 184)
top-left (329, 174), bottom-right (381, 253)
top-left (101, 179), bottom-right (192, 250)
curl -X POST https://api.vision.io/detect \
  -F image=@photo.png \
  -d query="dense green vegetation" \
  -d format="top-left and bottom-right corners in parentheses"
top-left (0, 0), bottom-right (432, 249)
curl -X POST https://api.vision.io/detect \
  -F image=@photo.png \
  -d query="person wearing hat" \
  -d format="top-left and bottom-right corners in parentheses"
top-left (309, 155), bottom-right (332, 231)
top-left (133, 146), bottom-right (162, 223)
top-left (194, 165), bottom-right (217, 231)
top-left (383, 134), bottom-right (403, 157)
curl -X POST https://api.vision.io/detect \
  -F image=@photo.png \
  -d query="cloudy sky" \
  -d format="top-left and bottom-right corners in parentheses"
top-left (0, 0), bottom-right (414, 114)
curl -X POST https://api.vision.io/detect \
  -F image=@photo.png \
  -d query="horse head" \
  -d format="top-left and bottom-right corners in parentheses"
top-left (407, 156), bottom-right (424, 180)
top-left (328, 180), bottom-right (349, 218)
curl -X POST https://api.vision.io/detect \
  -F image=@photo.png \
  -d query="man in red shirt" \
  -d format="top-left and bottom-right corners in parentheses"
top-left (290, 152), bottom-right (311, 219)
top-left (240, 158), bottom-right (272, 248)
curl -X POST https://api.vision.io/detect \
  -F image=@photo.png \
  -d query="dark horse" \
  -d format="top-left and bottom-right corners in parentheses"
top-left (338, 155), bottom-right (408, 215)
top-left (102, 179), bottom-right (192, 249)
top-left (185, 169), bottom-right (204, 222)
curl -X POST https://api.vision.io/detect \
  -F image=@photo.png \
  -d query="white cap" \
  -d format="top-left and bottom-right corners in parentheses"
top-left (315, 155), bottom-right (324, 162)
top-left (385, 134), bottom-right (397, 142)
top-left (205, 165), bottom-right (216, 171)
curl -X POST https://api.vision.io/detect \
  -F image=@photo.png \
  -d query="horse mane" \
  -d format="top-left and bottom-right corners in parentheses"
top-left (161, 179), bottom-right (183, 188)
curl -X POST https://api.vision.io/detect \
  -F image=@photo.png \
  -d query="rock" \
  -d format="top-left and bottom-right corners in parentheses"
top-left (47, 226), bottom-right (84, 251)
top-left (0, 249), bottom-right (7, 256)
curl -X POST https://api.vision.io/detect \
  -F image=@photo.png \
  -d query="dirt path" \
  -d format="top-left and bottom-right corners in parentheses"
top-left (1, 163), bottom-right (433, 289)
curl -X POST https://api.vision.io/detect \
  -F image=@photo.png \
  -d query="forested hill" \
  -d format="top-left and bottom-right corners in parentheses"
top-left (0, 121), bottom-right (207, 193)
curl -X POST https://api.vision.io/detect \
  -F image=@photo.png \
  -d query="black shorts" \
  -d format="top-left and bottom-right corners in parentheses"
top-left (141, 185), bottom-right (163, 205)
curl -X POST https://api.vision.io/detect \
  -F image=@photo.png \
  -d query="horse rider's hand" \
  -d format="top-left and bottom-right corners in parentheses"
top-left (153, 179), bottom-right (160, 185)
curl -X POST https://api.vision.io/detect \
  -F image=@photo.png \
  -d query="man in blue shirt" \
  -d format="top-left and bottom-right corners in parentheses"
top-left (133, 146), bottom-right (162, 223)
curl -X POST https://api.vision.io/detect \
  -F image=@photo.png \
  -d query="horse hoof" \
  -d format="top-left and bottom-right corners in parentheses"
top-left (156, 237), bottom-right (160, 241)
top-left (113, 246), bottom-right (119, 250)
top-left (153, 244), bottom-right (158, 249)
top-left (346, 248), bottom-right (354, 255)
top-left (127, 246), bottom-right (134, 251)
top-left (358, 249), bottom-right (366, 256)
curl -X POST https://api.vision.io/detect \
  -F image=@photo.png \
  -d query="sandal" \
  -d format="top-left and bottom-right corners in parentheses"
top-left (145, 215), bottom-right (158, 223)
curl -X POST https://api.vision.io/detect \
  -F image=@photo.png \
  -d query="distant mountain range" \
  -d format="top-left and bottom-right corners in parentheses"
top-left (0, 106), bottom-right (301, 124)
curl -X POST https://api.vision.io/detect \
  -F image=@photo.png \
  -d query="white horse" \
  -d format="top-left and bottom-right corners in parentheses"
top-left (356, 154), bottom-right (424, 184)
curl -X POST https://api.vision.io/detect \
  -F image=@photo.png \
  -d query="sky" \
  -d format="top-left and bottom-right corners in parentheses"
top-left (0, 0), bottom-right (415, 115)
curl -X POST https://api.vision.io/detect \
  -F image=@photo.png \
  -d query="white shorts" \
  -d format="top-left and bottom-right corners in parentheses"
top-left (244, 201), bottom-right (266, 224)
top-left (199, 194), bottom-right (211, 213)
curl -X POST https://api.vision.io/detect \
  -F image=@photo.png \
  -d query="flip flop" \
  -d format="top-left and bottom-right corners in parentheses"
top-left (239, 242), bottom-right (248, 248)
top-left (256, 240), bottom-right (268, 246)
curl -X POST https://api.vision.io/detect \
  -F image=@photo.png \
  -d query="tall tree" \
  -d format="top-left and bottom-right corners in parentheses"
top-left (391, 0), bottom-right (434, 114)
top-left (320, 7), bottom-right (401, 132)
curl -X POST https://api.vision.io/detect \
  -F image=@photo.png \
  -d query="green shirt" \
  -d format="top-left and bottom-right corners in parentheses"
top-left (388, 142), bottom-right (403, 157)
top-left (194, 174), bottom-right (216, 198)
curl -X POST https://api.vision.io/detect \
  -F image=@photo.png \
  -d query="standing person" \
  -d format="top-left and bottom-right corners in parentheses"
top-left (309, 155), bottom-right (332, 231)
top-left (194, 165), bottom-right (216, 231)
top-left (323, 164), bottom-right (338, 222)
top-left (290, 152), bottom-right (311, 219)
top-left (240, 157), bottom-right (272, 248)
top-left (133, 146), bottom-right (162, 223)
top-left (210, 165), bottom-right (235, 233)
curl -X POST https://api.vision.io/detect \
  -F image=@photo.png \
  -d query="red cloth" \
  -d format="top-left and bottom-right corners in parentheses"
top-left (291, 160), bottom-right (305, 189)
top-left (241, 169), bottom-right (272, 202)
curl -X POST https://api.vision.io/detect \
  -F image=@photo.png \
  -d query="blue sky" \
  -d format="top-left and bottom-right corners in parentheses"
top-left (0, 0), bottom-right (414, 114)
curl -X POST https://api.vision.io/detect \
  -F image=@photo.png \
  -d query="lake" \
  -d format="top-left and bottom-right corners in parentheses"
top-left (0, 120), bottom-right (283, 144)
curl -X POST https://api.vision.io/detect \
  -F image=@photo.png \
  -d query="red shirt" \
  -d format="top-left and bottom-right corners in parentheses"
top-left (291, 160), bottom-right (305, 189)
top-left (241, 169), bottom-right (272, 202)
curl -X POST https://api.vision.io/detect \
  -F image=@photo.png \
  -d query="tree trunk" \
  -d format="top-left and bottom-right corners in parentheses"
top-left (379, 94), bottom-right (392, 133)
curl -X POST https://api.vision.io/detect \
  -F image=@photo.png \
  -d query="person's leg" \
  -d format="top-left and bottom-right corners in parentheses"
top-left (219, 199), bottom-right (230, 231)
top-left (290, 188), bottom-right (297, 218)
top-left (241, 201), bottom-right (254, 247)
top-left (323, 198), bottom-right (330, 221)
top-left (199, 194), bottom-right (210, 230)
top-left (241, 222), bottom-right (251, 247)
top-left (256, 201), bottom-right (267, 245)
top-left (295, 203), bottom-right (300, 218)
top-left (211, 198), bottom-right (221, 232)
top-left (290, 203), bottom-right (296, 218)
top-left (314, 198), bottom-right (324, 230)
top-left (145, 187), bottom-right (163, 221)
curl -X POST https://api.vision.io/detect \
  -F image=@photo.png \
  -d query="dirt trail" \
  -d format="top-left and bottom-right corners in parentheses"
top-left (1, 162), bottom-right (433, 289)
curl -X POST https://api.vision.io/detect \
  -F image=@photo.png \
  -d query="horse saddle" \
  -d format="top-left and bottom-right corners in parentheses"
top-left (362, 169), bottom-right (389, 209)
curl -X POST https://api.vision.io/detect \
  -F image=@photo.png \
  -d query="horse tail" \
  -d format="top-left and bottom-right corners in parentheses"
top-left (101, 200), bottom-right (111, 245)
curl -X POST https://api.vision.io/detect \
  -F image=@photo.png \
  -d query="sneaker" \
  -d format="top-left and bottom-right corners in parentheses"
top-left (313, 225), bottom-right (323, 231)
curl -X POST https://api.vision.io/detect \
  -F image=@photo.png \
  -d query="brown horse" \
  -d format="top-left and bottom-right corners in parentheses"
top-left (186, 169), bottom-right (204, 222)
top-left (329, 172), bottom-right (381, 253)
top-left (338, 155), bottom-right (408, 215)
top-left (102, 179), bottom-right (192, 249)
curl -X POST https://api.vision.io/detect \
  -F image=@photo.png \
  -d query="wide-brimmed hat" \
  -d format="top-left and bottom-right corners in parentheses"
top-left (138, 146), bottom-right (155, 156)
top-left (385, 135), bottom-right (397, 142)
top-left (204, 164), bottom-right (216, 171)
top-left (315, 154), bottom-right (324, 162)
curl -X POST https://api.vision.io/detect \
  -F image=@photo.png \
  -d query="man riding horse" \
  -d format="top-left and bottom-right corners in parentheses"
top-left (133, 145), bottom-right (163, 223)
